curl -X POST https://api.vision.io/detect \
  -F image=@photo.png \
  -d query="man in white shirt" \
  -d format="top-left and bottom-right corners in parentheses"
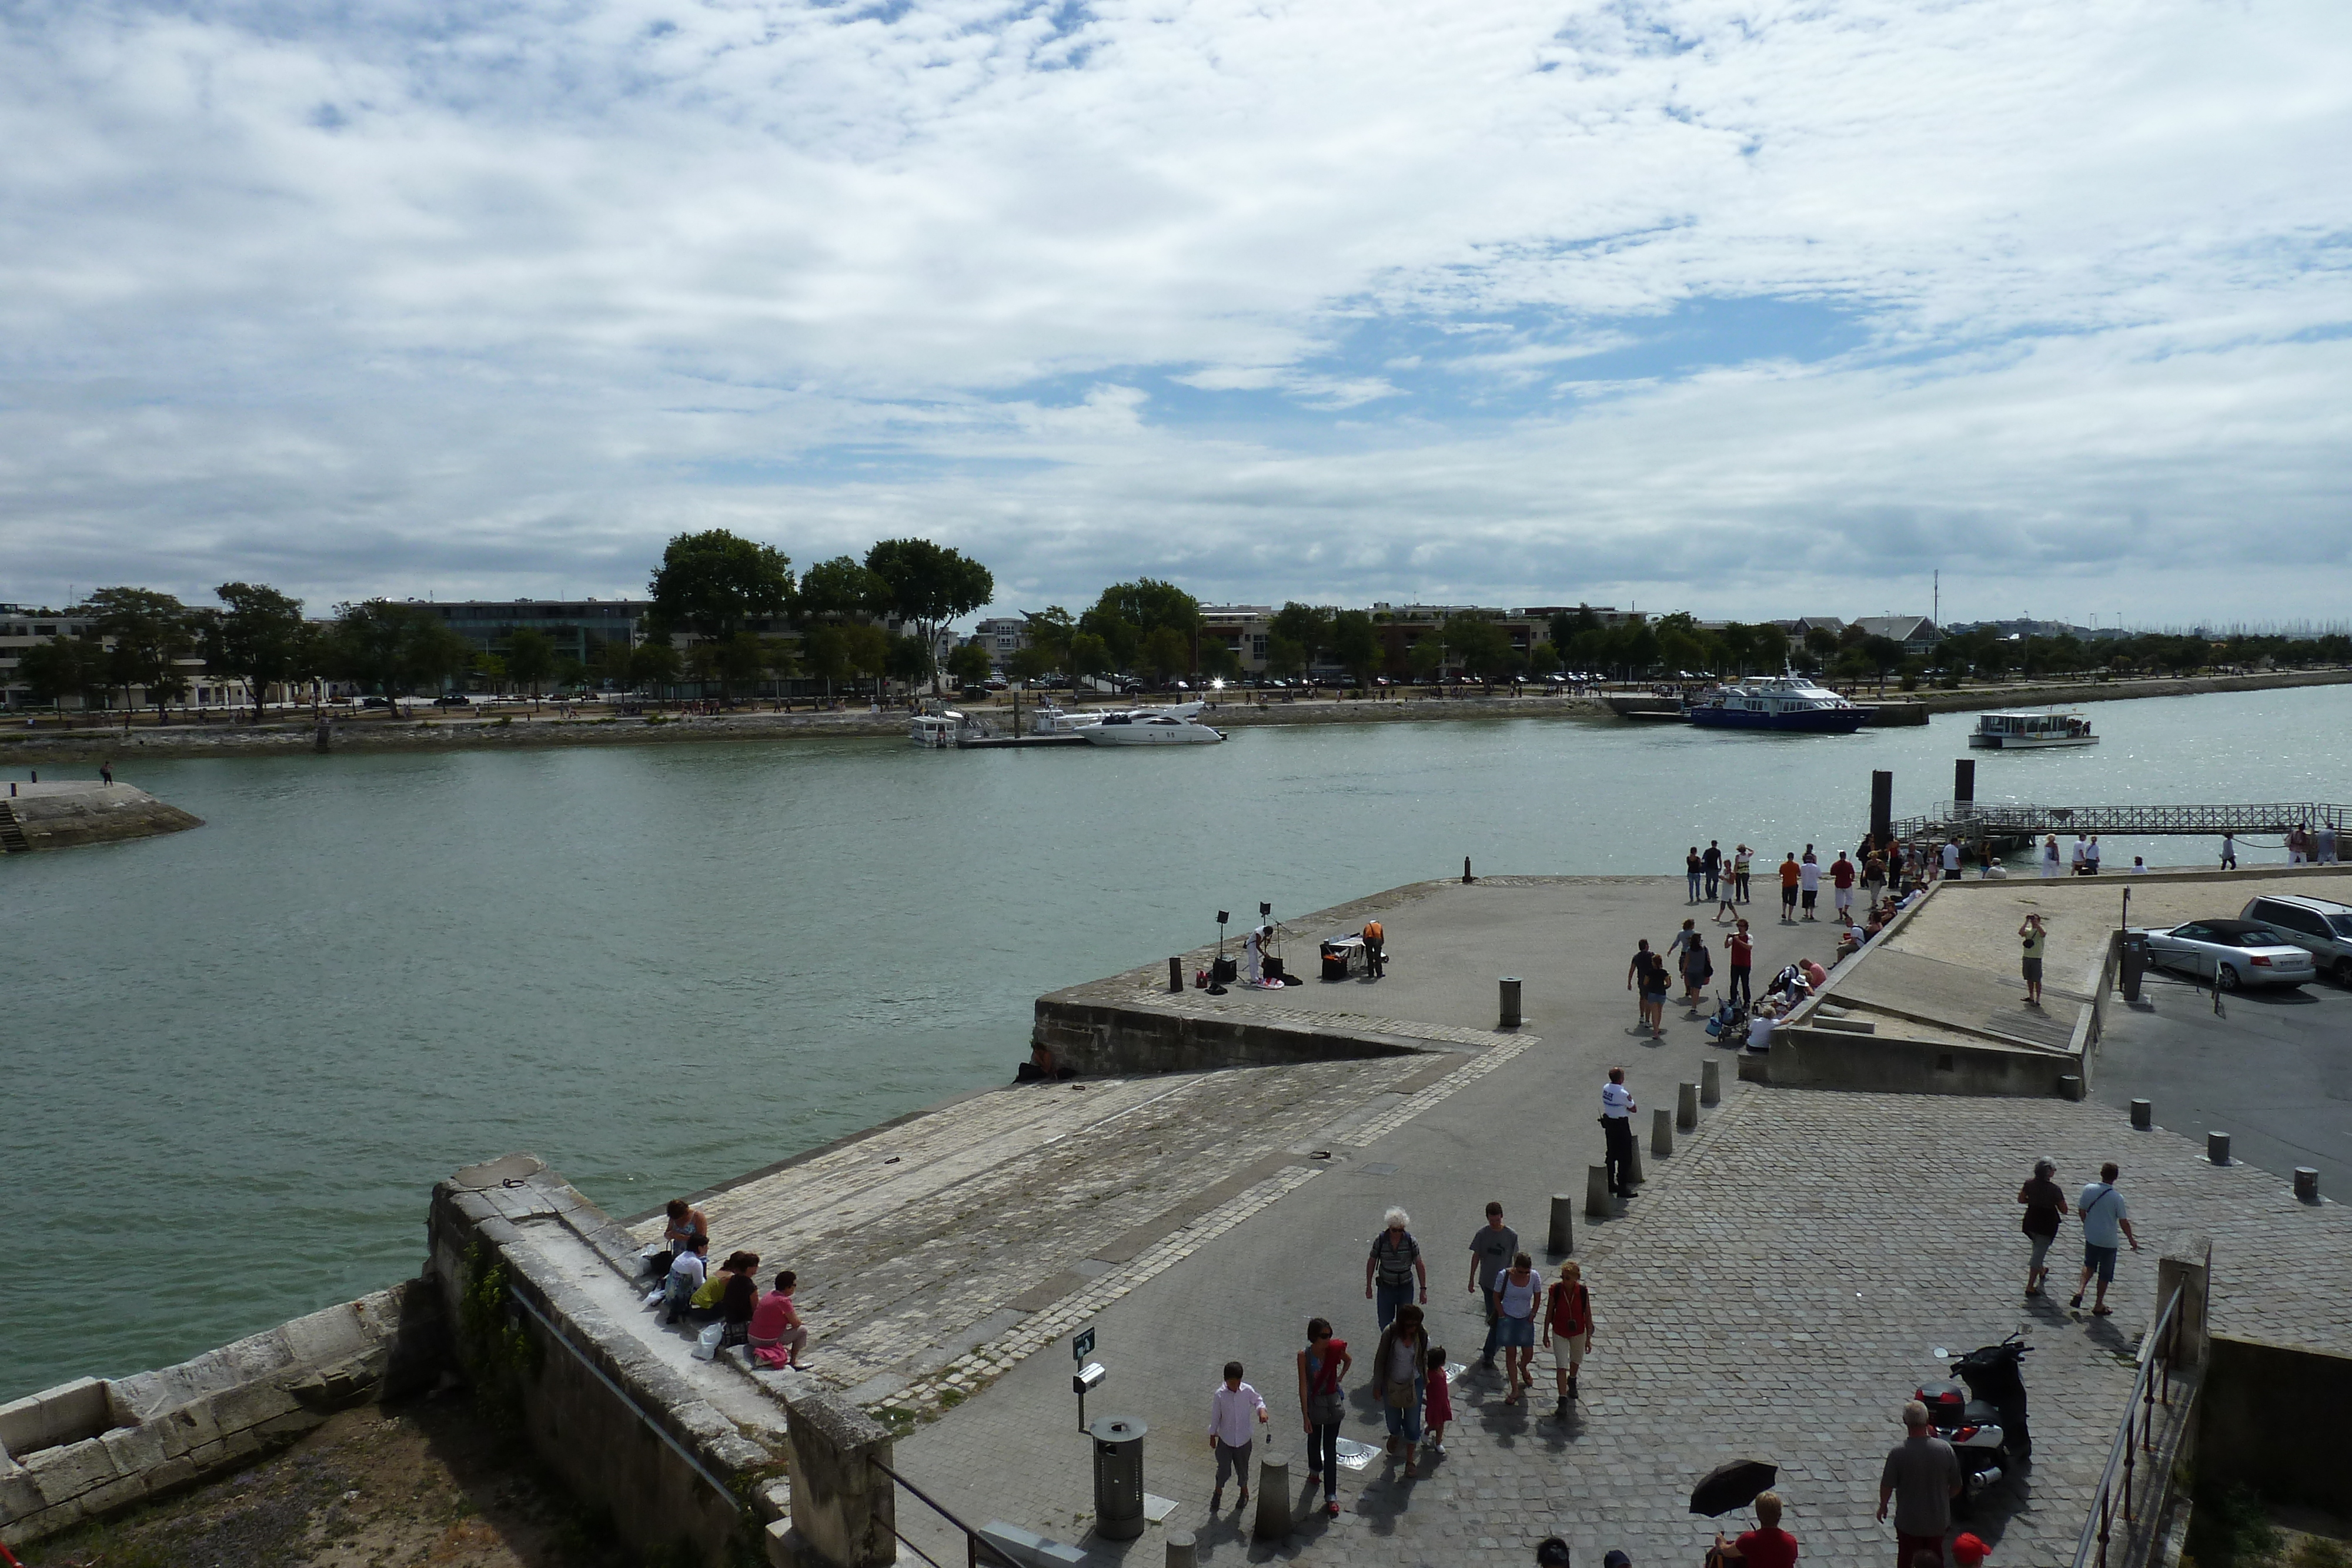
top-left (1941, 840), bottom-right (1962, 880)
top-left (2085, 835), bottom-right (2103, 874)
top-left (663, 1235), bottom-right (710, 1326)
top-left (2070, 835), bottom-right (2089, 874)
top-left (1208, 1361), bottom-right (1269, 1510)
top-left (1798, 854), bottom-right (1822, 921)
top-left (1601, 1069), bottom-right (1637, 1198)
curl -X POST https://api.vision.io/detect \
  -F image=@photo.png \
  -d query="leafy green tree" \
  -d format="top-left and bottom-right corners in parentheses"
top-left (1195, 640), bottom-right (1240, 683)
top-left (886, 633), bottom-right (934, 692)
top-left (1140, 626), bottom-right (1191, 684)
top-left (1263, 636), bottom-right (1308, 681)
top-left (1801, 626), bottom-right (1840, 671)
top-left (947, 641), bottom-right (993, 689)
top-left (799, 626), bottom-right (851, 699)
top-left (1084, 579), bottom-right (1199, 674)
top-left (1067, 631), bottom-right (1113, 692)
top-left (592, 640), bottom-right (636, 691)
top-left (1444, 616), bottom-right (1513, 686)
top-left (760, 638), bottom-right (800, 698)
top-left (1527, 640), bottom-right (1560, 675)
top-left (1269, 603), bottom-right (1334, 668)
top-left (1329, 610), bottom-right (1380, 692)
top-left (505, 628), bottom-right (558, 707)
top-left (475, 651), bottom-right (510, 695)
top-left (864, 539), bottom-right (994, 692)
top-left (1009, 644), bottom-right (1058, 687)
top-left (629, 638), bottom-right (681, 699)
top-left (796, 556), bottom-right (888, 623)
top-left (648, 530), bottom-right (794, 643)
top-left (329, 600), bottom-right (472, 712)
top-left (1860, 635), bottom-right (1905, 691)
top-left (1548, 604), bottom-right (1604, 654)
top-left (707, 631), bottom-right (770, 700)
top-left (553, 656), bottom-right (587, 695)
top-left (1022, 606), bottom-right (1076, 675)
top-left (1408, 633), bottom-right (1446, 685)
top-left (17, 635), bottom-right (107, 713)
top-left (840, 623), bottom-right (893, 703)
top-left (207, 582), bottom-right (312, 721)
top-left (86, 587), bottom-right (201, 723)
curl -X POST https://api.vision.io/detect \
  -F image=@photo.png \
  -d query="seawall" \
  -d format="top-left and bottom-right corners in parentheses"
top-left (0, 781), bottom-right (202, 850)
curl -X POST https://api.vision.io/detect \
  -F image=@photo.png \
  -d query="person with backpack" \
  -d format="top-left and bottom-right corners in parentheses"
top-left (1364, 1208), bottom-right (1427, 1329)
top-left (1681, 928), bottom-right (1715, 1006)
top-left (1295, 1318), bottom-right (1352, 1517)
top-left (1542, 1259), bottom-right (1593, 1413)
top-left (1371, 1303), bottom-right (1431, 1475)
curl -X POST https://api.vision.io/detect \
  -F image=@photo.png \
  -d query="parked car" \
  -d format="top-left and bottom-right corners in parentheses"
top-left (361, 696), bottom-right (392, 709)
top-left (2240, 894), bottom-right (2352, 986)
top-left (2137, 919), bottom-right (2317, 989)
top-left (433, 694), bottom-right (472, 707)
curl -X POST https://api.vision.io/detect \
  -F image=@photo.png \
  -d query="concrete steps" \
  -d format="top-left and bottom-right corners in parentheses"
top-left (0, 802), bottom-right (27, 852)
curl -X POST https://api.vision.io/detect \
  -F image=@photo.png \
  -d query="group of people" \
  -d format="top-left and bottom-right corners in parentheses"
top-left (2285, 820), bottom-right (2340, 864)
top-left (1683, 842), bottom-right (1755, 906)
top-left (646, 1198), bottom-right (808, 1369)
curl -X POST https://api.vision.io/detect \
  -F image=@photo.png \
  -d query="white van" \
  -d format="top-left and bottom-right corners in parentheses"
top-left (2240, 894), bottom-right (2352, 987)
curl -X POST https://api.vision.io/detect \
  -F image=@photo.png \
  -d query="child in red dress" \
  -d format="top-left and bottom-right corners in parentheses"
top-left (1421, 1346), bottom-right (1452, 1452)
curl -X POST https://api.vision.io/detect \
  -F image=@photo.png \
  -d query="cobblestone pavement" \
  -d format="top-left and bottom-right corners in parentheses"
top-left (896, 1075), bottom-right (2351, 1568)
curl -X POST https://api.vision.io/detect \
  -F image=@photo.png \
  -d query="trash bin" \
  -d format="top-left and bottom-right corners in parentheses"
top-left (1088, 1416), bottom-right (1148, 1540)
top-left (2120, 931), bottom-right (2149, 1002)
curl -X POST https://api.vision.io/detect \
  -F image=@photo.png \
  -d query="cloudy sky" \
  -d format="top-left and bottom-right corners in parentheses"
top-left (2, 0), bottom-right (2347, 628)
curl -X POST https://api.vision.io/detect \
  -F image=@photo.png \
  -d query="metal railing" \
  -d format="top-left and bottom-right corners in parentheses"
top-left (1894, 800), bottom-right (2347, 842)
top-left (868, 1456), bottom-right (1020, 1568)
top-left (2072, 1284), bottom-right (2192, 1568)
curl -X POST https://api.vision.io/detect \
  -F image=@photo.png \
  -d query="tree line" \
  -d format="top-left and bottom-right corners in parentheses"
top-left (11, 532), bottom-right (1000, 717)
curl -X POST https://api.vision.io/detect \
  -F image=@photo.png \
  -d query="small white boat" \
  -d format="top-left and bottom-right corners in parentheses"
top-left (909, 713), bottom-right (961, 748)
top-left (1076, 705), bottom-right (1223, 745)
top-left (1969, 710), bottom-right (2097, 750)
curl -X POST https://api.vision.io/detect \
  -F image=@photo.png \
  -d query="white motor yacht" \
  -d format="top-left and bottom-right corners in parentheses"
top-left (1075, 703), bottom-right (1224, 745)
top-left (1968, 710), bottom-right (2097, 750)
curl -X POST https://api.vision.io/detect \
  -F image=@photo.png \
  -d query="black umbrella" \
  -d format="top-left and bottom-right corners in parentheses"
top-left (1689, 1459), bottom-right (1779, 1517)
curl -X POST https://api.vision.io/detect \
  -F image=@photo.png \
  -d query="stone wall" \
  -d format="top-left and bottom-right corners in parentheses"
top-left (0, 1281), bottom-right (433, 1548)
top-left (1033, 991), bottom-right (1442, 1075)
top-left (2194, 1335), bottom-right (2352, 1516)
top-left (1753, 1025), bottom-right (2084, 1096)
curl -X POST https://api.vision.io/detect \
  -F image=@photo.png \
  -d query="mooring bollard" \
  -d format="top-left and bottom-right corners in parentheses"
top-left (1252, 1452), bottom-right (1292, 1540)
top-left (1677, 1082), bottom-right (1699, 1131)
top-left (1168, 956), bottom-right (1183, 993)
top-left (1700, 1059), bottom-right (1720, 1106)
top-left (2296, 1168), bottom-right (2321, 1203)
top-left (1548, 1193), bottom-right (1576, 1256)
top-left (1652, 1106), bottom-right (1674, 1158)
top-left (2208, 1131), bottom-right (2232, 1166)
top-left (2131, 1098), bottom-right (2153, 1131)
top-left (1585, 1165), bottom-right (1614, 1218)
top-left (1499, 977), bottom-right (1522, 1029)
top-left (1166, 1531), bottom-right (1199, 1568)
top-left (1463, 856), bottom-right (1474, 884)
top-left (2058, 1074), bottom-right (2083, 1102)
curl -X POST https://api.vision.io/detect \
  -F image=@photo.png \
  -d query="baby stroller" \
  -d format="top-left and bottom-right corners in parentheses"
top-left (1703, 992), bottom-right (1750, 1042)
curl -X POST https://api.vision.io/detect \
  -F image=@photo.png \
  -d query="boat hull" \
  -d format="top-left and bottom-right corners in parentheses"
top-left (1689, 706), bottom-right (1869, 735)
top-left (1078, 725), bottom-right (1223, 745)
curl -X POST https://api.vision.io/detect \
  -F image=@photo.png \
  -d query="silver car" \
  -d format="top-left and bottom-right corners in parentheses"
top-left (2139, 919), bottom-right (2317, 990)
top-left (2239, 894), bottom-right (2352, 987)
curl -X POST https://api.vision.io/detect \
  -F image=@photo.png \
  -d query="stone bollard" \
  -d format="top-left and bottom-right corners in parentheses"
top-left (2208, 1131), bottom-right (2232, 1166)
top-left (1585, 1165), bottom-right (1614, 1219)
top-left (1625, 1134), bottom-right (1645, 1188)
top-left (2296, 1168), bottom-right (2321, 1204)
top-left (1499, 977), bottom-right (1522, 1029)
top-left (1700, 1059), bottom-right (1720, 1106)
top-left (1677, 1082), bottom-right (1699, 1131)
top-left (1166, 1532), bottom-right (1199, 1568)
top-left (1547, 1193), bottom-right (1576, 1256)
top-left (1252, 1452), bottom-right (1292, 1541)
top-left (2131, 1098), bottom-right (2153, 1131)
top-left (2059, 1074), bottom-right (2083, 1102)
top-left (1652, 1107), bottom-right (1674, 1158)
top-left (2156, 1233), bottom-right (2212, 1368)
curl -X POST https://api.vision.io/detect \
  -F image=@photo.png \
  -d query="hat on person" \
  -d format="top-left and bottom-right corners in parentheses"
top-left (1952, 1533), bottom-right (1989, 1566)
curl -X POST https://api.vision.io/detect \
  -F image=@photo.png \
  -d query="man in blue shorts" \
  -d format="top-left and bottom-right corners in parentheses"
top-left (2071, 1161), bottom-right (2140, 1315)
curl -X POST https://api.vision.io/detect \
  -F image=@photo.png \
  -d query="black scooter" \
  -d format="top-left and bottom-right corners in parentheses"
top-left (1913, 1333), bottom-right (2032, 1512)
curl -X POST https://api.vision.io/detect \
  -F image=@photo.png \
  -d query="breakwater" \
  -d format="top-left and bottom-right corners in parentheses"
top-left (0, 781), bottom-right (202, 849)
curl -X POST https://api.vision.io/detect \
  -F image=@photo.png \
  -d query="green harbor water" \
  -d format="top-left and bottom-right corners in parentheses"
top-left (4, 684), bottom-right (2347, 1398)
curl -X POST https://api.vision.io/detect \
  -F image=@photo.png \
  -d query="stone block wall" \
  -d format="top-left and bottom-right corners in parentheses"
top-left (0, 1283), bottom-right (425, 1549)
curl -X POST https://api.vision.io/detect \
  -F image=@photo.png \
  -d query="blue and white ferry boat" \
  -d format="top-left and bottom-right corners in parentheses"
top-left (1685, 674), bottom-right (1870, 734)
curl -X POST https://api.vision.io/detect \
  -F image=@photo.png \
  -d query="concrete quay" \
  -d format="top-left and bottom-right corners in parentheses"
top-left (0, 778), bottom-right (201, 851)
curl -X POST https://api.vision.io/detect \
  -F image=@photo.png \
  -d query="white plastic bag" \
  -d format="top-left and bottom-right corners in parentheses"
top-left (693, 1323), bottom-right (724, 1361)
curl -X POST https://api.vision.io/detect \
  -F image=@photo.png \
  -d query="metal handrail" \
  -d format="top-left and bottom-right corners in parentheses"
top-left (868, 1456), bottom-right (1021, 1568)
top-left (2072, 1285), bottom-right (2189, 1568)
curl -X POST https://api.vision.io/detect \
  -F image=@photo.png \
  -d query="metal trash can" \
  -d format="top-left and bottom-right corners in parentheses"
top-left (1088, 1416), bottom-right (1148, 1540)
top-left (2119, 931), bottom-right (2150, 1002)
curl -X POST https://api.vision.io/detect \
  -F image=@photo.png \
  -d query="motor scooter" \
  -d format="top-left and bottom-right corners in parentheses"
top-left (1914, 1333), bottom-right (2031, 1513)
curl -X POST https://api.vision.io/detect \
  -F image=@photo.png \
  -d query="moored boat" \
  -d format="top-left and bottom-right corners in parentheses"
top-left (1686, 676), bottom-right (1869, 734)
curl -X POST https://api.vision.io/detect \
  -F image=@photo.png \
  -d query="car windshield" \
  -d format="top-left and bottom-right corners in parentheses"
top-left (2330, 915), bottom-right (2352, 939)
top-left (2227, 931), bottom-right (2288, 948)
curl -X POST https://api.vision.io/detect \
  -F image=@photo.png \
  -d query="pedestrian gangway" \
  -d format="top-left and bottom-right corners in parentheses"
top-left (1889, 800), bottom-right (2348, 849)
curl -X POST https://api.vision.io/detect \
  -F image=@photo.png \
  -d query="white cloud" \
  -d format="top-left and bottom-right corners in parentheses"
top-left (0, 0), bottom-right (2346, 621)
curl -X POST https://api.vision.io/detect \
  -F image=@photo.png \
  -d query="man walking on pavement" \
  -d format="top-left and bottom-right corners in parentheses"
top-left (1832, 851), bottom-right (1856, 921)
top-left (1879, 1399), bottom-right (1961, 1568)
top-left (1703, 840), bottom-right (1723, 902)
top-left (1799, 848), bottom-right (1822, 921)
top-left (1208, 1360), bottom-right (1268, 1513)
top-left (1468, 1202), bottom-right (1520, 1370)
top-left (1601, 1068), bottom-right (1638, 1201)
top-left (2072, 1162), bottom-right (2140, 1316)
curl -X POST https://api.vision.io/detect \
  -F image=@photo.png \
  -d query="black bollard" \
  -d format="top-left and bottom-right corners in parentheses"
top-left (2131, 1098), bottom-right (2153, 1131)
top-left (1168, 956), bottom-right (1182, 994)
top-left (1870, 770), bottom-right (1894, 846)
top-left (2207, 1131), bottom-right (2232, 1166)
top-left (2296, 1168), bottom-right (2320, 1204)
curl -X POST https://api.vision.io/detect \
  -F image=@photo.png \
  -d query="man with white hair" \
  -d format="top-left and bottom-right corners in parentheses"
top-left (1364, 1208), bottom-right (1426, 1329)
top-left (1878, 1400), bottom-right (1961, 1568)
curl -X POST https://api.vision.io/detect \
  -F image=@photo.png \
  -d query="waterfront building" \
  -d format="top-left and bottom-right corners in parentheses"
top-left (420, 599), bottom-right (647, 664)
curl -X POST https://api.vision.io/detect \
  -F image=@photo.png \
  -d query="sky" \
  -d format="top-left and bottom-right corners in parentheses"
top-left (1, 0), bottom-right (2347, 630)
